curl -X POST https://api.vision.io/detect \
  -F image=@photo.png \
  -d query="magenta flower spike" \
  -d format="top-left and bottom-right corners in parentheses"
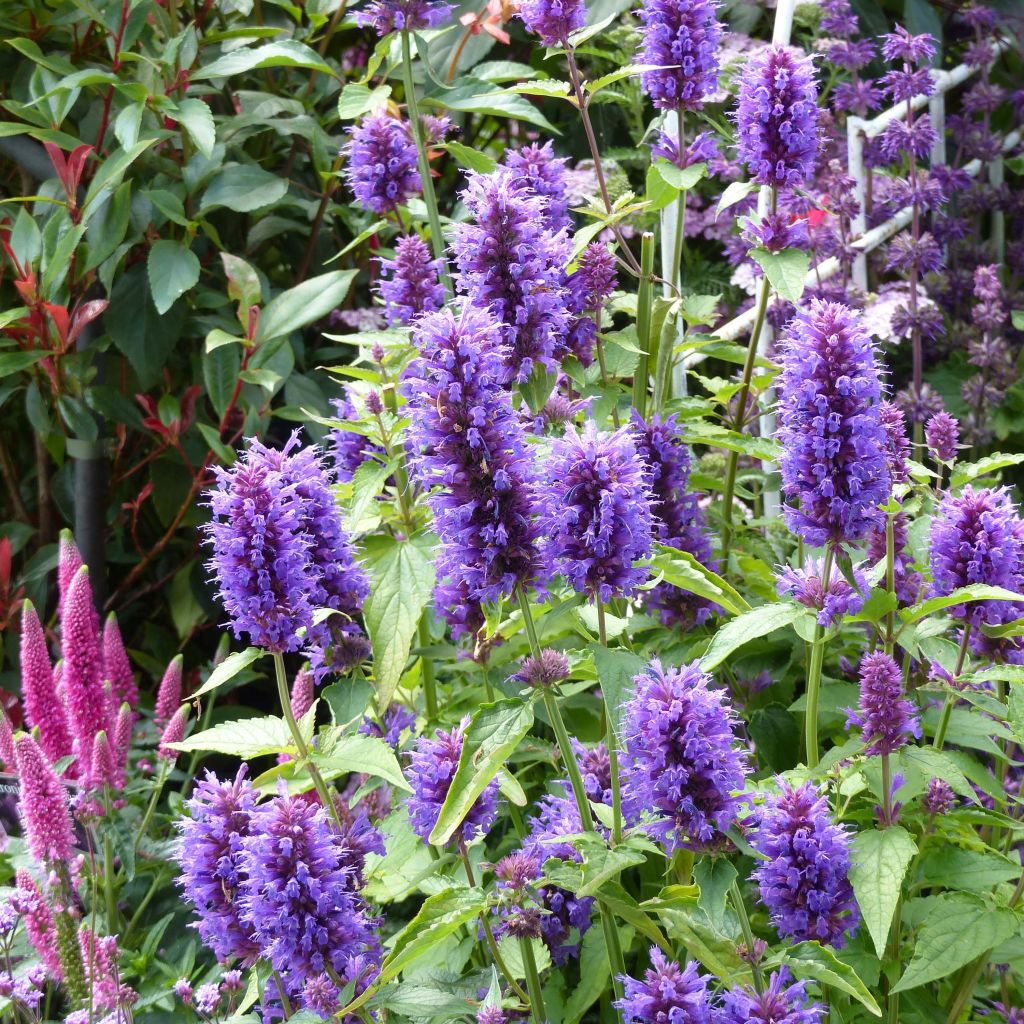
top-left (102, 613), bottom-right (139, 710)
top-left (0, 713), bottom-right (15, 771)
top-left (61, 567), bottom-right (112, 762)
top-left (20, 601), bottom-right (74, 768)
top-left (154, 655), bottom-right (183, 728)
top-left (113, 702), bottom-right (133, 787)
top-left (90, 731), bottom-right (117, 792)
top-left (13, 870), bottom-right (63, 979)
top-left (158, 705), bottom-right (189, 761)
top-left (56, 530), bottom-right (84, 619)
top-left (290, 667), bottom-right (315, 720)
top-left (13, 732), bottom-right (76, 867)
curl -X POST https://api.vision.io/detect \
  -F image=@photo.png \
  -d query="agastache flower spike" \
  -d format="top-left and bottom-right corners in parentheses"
top-left (452, 167), bottom-right (571, 384)
top-left (516, 0), bottom-right (585, 47)
top-left (14, 733), bottom-right (76, 867)
top-left (750, 781), bottom-right (859, 947)
top-left (776, 301), bottom-right (891, 547)
top-left (402, 304), bottom-right (544, 634)
top-left (377, 234), bottom-right (445, 326)
top-left (719, 967), bottom-right (824, 1024)
top-left (102, 614), bottom-right (138, 709)
top-left (847, 652), bottom-right (920, 756)
top-left (621, 659), bottom-right (749, 853)
top-left (20, 601), bottom-right (74, 767)
top-left (503, 141), bottom-right (571, 231)
top-left (637, 0), bottom-right (721, 111)
top-left (615, 947), bottom-right (713, 1023)
top-left (735, 45), bottom-right (819, 188)
top-left (539, 421), bottom-right (655, 603)
top-left (343, 113), bottom-right (422, 215)
top-left (926, 411), bottom-right (960, 463)
top-left (356, 0), bottom-right (452, 35)
top-left (407, 717), bottom-right (498, 845)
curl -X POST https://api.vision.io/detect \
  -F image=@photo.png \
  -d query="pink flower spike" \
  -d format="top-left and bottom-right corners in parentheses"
top-left (102, 613), bottom-right (139, 710)
top-left (290, 667), bottom-right (315, 720)
top-left (57, 530), bottom-right (84, 619)
top-left (61, 567), bottom-right (111, 761)
top-left (113, 703), bottom-right (133, 786)
top-left (0, 713), bottom-right (15, 771)
top-left (13, 732), bottom-right (76, 867)
top-left (90, 731), bottom-right (117, 791)
top-left (154, 655), bottom-right (183, 728)
top-left (20, 601), bottom-right (74, 768)
top-left (158, 705), bottom-right (189, 761)
top-left (13, 869), bottom-right (63, 979)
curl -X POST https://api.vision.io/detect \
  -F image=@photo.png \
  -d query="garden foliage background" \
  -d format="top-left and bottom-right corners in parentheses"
top-left (1, 0), bottom-right (1024, 1021)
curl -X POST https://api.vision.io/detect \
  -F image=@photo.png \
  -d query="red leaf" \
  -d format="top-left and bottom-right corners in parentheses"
top-left (43, 303), bottom-right (71, 348)
top-left (68, 298), bottom-right (109, 348)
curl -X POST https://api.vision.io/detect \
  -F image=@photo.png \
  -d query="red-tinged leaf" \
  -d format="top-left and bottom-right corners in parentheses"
top-left (43, 303), bottom-right (71, 347)
top-left (66, 144), bottom-right (94, 196)
top-left (68, 298), bottom-right (108, 348)
top-left (180, 385), bottom-right (203, 429)
top-left (0, 537), bottom-right (11, 588)
top-left (43, 142), bottom-right (69, 192)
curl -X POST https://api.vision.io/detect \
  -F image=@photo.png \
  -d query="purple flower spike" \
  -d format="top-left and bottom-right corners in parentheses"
top-left (240, 790), bottom-right (380, 1001)
top-left (621, 659), bottom-right (748, 854)
top-left (176, 767), bottom-right (260, 963)
top-left (926, 412), bottom-right (960, 463)
top-left (719, 967), bottom-right (825, 1024)
top-left (615, 947), bottom-right (713, 1023)
top-left (776, 557), bottom-right (867, 627)
top-left (503, 141), bottom-right (571, 231)
top-left (637, 0), bottom-right (721, 111)
top-left (847, 651), bottom-right (920, 756)
top-left (14, 733), bottom-right (76, 868)
top-left (776, 301), bottom-right (891, 547)
top-left (929, 486), bottom-right (1024, 628)
top-left (452, 167), bottom-right (570, 384)
top-left (408, 716), bottom-right (498, 846)
top-left (751, 781), bottom-right (859, 947)
top-left (356, 0), bottom-right (452, 38)
top-left (539, 421), bottom-right (654, 603)
top-left (516, 0), bottom-right (585, 47)
top-left (735, 44), bottom-right (819, 188)
top-left (377, 234), bottom-right (445, 326)
top-left (343, 113), bottom-right (422, 215)
top-left (403, 303), bottom-right (544, 635)
top-left (575, 242), bottom-right (618, 307)
top-left (923, 777), bottom-right (956, 815)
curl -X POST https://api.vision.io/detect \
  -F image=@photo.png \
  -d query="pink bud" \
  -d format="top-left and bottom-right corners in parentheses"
top-left (113, 703), bottom-right (133, 787)
top-left (13, 733), bottom-right (75, 866)
top-left (102, 614), bottom-right (139, 710)
top-left (158, 705), bottom-right (189, 761)
top-left (90, 731), bottom-right (117, 791)
top-left (61, 568), bottom-right (111, 764)
top-left (0, 714), bottom-right (14, 771)
top-left (20, 601), bottom-right (74, 768)
top-left (154, 655), bottom-right (183, 728)
top-left (13, 869), bottom-right (62, 979)
top-left (290, 667), bottom-right (315, 720)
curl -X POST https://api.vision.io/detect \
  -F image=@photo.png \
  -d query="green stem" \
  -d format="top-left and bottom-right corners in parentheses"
top-left (273, 969), bottom-right (294, 1019)
top-left (459, 842), bottom-right (530, 1003)
top-left (884, 507), bottom-right (897, 656)
top-left (418, 616), bottom-right (438, 721)
top-left (632, 233), bottom-right (655, 419)
top-left (516, 587), bottom-right (626, 1000)
top-left (520, 936), bottom-right (548, 1024)
top-left (401, 30), bottom-right (452, 296)
top-left (103, 834), bottom-right (118, 932)
top-left (881, 752), bottom-right (892, 827)
top-left (804, 545), bottom-right (835, 767)
top-left (596, 601), bottom-right (623, 846)
top-left (730, 880), bottom-right (764, 995)
top-left (933, 624), bottom-right (972, 751)
top-left (134, 763), bottom-right (170, 851)
top-left (273, 652), bottom-right (344, 831)
top-left (721, 271), bottom-right (771, 563)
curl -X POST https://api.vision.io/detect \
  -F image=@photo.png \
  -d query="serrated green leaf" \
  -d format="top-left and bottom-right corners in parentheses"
top-left (170, 714), bottom-right (306, 757)
top-left (767, 941), bottom-right (881, 1016)
top-left (429, 697), bottom-right (535, 845)
top-left (441, 141), bottom-right (497, 174)
top-left (716, 180), bottom-right (758, 219)
top-left (312, 733), bottom-right (411, 793)
top-left (175, 98), bottom-right (216, 157)
top-left (336, 82), bottom-right (392, 120)
top-left (700, 603), bottom-right (801, 672)
top-left (649, 543), bottom-right (750, 616)
top-left (192, 647), bottom-right (263, 698)
top-left (903, 584), bottom-right (1024, 624)
top-left (950, 452), bottom-right (1024, 489)
top-left (201, 164), bottom-right (289, 214)
top-left (849, 826), bottom-right (917, 957)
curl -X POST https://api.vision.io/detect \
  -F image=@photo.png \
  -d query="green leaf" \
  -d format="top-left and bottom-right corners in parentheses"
top-left (649, 543), bottom-right (750, 616)
top-left (427, 78), bottom-right (559, 134)
top-left (768, 942), bottom-right (881, 1016)
top-left (899, 746), bottom-right (979, 805)
top-left (441, 141), bottom-right (497, 174)
top-left (429, 697), bottom-right (535, 845)
top-left (892, 893), bottom-right (1019, 992)
top-left (312, 733), bottom-right (411, 793)
top-left (201, 164), bottom-right (289, 214)
top-left (749, 247), bottom-right (810, 304)
top-left (1009, 681), bottom-right (1024, 747)
top-left (716, 180), bottom-right (758, 219)
top-left (0, 351), bottom-right (46, 377)
top-left (193, 40), bottom-right (333, 79)
top-left (849, 826), bottom-right (917, 957)
top-left (563, 925), bottom-right (609, 1024)
top-left (950, 452), bottom-right (1024, 489)
top-left (257, 270), bottom-right (358, 343)
top-left (361, 533), bottom-right (436, 711)
top-left (700, 603), bottom-right (801, 672)
top-left (586, 63), bottom-right (663, 94)
top-left (204, 342), bottom-right (241, 418)
top-left (903, 584), bottom-right (1024, 623)
top-left (591, 644), bottom-right (645, 735)
top-left (336, 83), bottom-right (392, 120)
top-left (170, 715), bottom-right (306, 757)
top-left (82, 140), bottom-right (156, 215)
top-left (918, 847), bottom-right (1022, 892)
top-left (654, 160), bottom-right (706, 192)
top-left (572, 833), bottom-right (646, 897)
top-left (192, 647), bottom-right (263, 699)
top-left (147, 239), bottom-right (200, 315)
top-left (175, 98), bottom-right (216, 158)
top-left (340, 889), bottom-right (488, 1016)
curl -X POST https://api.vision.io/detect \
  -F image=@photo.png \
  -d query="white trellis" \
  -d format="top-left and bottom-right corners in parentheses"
top-left (658, 26), bottom-right (1017, 519)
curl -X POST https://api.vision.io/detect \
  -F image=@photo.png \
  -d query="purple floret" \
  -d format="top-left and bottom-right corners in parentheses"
top-left (343, 113), bottom-right (421, 215)
top-left (615, 947), bottom-right (713, 1024)
top-left (776, 557), bottom-right (867, 627)
top-left (719, 967), bottom-right (825, 1024)
top-left (637, 0), bottom-right (721, 111)
top-left (377, 234), bottom-right (445, 326)
top-left (847, 651), bottom-right (920, 756)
